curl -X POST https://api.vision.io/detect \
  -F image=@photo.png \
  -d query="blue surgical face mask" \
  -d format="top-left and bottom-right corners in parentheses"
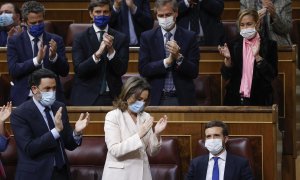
top-left (28, 22), bottom-right (45, 38)
top-left (128, 100), bottom-right (145, 113)
top-left (39, 91), bottom-right (56, 107)
top-left (94, 15), bottom-right (110, 29)
top-left (0, 13), bottom-right (14, 27)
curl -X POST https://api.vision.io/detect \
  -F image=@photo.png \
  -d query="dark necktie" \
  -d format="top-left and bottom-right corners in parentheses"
top-left (99, 30), bottom-right (105, 42)
top-left (212, 157), bottom-right (219, 180)
top-left (33, 37), bottom-right (39, 57)
top-left (98, 30), bottom-right (107, 94)
top-left (164, 32), bottom-right (174, 92)
top-left (189, 4), bottom-right (200, 34)
top-left (44, 107), bottom-right (65, 169)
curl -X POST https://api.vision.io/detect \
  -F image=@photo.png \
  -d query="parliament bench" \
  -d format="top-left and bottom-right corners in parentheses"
top-left (0, 136), bottom-right (181, 180)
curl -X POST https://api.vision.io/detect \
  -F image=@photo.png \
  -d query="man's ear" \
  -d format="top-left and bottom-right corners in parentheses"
top-left (31, 85), bottom-right (38, 95)
top-left (224, 136), bottom-right (229, 144)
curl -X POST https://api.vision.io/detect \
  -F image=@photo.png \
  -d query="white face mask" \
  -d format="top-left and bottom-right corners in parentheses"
top-left (205, 139), bottom-right (224, 155)
top-left (240, 28), bottom-right (257, 39)
top-left (0, 13), bottom-right (14, 27)
top-left (157, 16), bottom-right (175, 31)
top-left (39, 91), bottom-right (56, 107)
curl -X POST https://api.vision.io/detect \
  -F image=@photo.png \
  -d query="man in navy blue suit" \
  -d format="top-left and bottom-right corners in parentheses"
top-left (186, 120), bottom-right (254, 180)
top-left (176, 0), bottom-right (225, 46)
top-left (110, 0), bottom-right (154, 46)
top-left (7, 1), bottom-right (69, 106)
top-left (139, 0), bottom-right (199, 106)
top-left (71, 0), bottom-right (128, 106)
top-left (10, 68), bottom-right (90, 180)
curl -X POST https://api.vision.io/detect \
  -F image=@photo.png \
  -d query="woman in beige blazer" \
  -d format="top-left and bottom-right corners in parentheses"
top-left (102, 76), bottom-right (168, 180)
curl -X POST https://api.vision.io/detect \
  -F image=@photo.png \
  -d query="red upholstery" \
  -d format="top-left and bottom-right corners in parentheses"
top-left (1, 136), bottom-right (181, 180)
top-left (44, 20), bottom-right (55, 34)
top-left (195, 137), bottom-right (255, 176)
top-left (65, 23), bottom-right (90, 46)
top-left (194, 75), bottom-right (220, 105)
top-left (149, 137), bottom-right (181, 180)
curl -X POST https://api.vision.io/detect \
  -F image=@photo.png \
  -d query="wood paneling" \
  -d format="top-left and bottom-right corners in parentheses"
top-left (0, 46), bottom-right (296, 179)
top-left (62, 105), bottom-right (277, 180)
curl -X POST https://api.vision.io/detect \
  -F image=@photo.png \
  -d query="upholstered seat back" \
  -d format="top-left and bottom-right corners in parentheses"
top-left (149, 137), bottom-right (181, 180)
top-left (65, 23), bottom-right (91, 46)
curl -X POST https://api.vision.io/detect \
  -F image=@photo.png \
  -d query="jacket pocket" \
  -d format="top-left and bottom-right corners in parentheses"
top-left (107, 161), bottom-right (124, 169)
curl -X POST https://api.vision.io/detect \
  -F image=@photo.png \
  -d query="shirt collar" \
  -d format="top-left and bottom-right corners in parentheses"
top-left (209, 149), bottom-right (227, 161)
top-left (160, 25), bottom-right (177, 38)
top-left (32, 96), bottom-right (47, 112)
top-left (93, 23), bottom-right (108, 33)
top-left (27, 30), bottom-right (43, 42)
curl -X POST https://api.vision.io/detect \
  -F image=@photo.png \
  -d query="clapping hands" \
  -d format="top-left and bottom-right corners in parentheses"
top-left (0, 102), bottom-right (12, 123)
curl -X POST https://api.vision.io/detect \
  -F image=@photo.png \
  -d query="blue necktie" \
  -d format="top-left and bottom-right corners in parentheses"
top-left (164, 32), bottom-right (174, 92)
top-left (44, 107), bottom-right (65, 169)
top-left (212, 157), bottom-right (219, 180)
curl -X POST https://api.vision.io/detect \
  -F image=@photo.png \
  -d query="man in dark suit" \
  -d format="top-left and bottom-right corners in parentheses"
top-left (139, 0), bottom-right (199, 106)
top-left (176, 0), bottom-right (225, 46)
top-left (10, 68), bottom-right (90, 180)
top-left (71, 0), bottom-right (129, 106)
top-left (0, 2), bottom-right (23, 47)
top-left (186, 120), bottom-right (254, 180)
top-left (110, 0), bottom-right (154, 46)
top-left (7, 1), bottom-right (69, 106)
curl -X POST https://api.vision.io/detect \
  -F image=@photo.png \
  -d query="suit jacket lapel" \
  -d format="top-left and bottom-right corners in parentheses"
top-left (88, 27), bottom-right (100, 53)
top-left (201, 155), bottom-right (209, 180)
top-left (22, 32), bottom-right (34, 58)
top-left (154, 27), bottom-right (165, 60)
top-left (224, 153), bottom-right (233, 180)
top-left (174, 27), bottom-right (183, 53)
top-left (29, 99), bottom-right (50, 134)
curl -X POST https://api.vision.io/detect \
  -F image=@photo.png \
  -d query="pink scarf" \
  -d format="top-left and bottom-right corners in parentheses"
top-left (240, 33), bottom-right (260, 98)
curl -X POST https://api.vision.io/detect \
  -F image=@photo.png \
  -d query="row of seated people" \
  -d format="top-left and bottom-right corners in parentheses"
top-left (1, 136), bottom-right (257, 180)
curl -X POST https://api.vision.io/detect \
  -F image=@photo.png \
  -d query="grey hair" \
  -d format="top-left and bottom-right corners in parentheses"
top-left (154, 0), bottom-right (178, 12)
top-left (21, 1), bottom-right (45, 21)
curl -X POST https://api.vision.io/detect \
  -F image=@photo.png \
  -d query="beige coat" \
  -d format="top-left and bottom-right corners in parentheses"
top-left (102, 109), bottom-right (161, 180)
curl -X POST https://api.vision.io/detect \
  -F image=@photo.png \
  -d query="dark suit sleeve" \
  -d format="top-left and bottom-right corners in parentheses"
top-left (201, 0), bottom-right (224, 18)
top-left (240, 159), bottom-right (255, 180)
top-left (131, 0), bottom-right (154, 30)
top-left (107, 32), bottom-right (129, 76)
top-left (10, 109), bottom-right (58, 158)
top-left (48, 36), bottom-right (69, 77)
top-left (185, 159), bottom-right (196, 180)
top-left (175, 33), bottom-right (199, 79)
top-left (59, 105), bottom-right (80, 151)
top-left (138, 33), bottom-right (168, 77)
top-left (72, 34), bottom-right (100, 78)
top-left (7, 37), bottom-right (38, 79)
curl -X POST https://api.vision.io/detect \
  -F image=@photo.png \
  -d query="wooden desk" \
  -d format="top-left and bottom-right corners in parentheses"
top-left (62, 105), bottom-right (278, 180)
top-left (0, 46), bottom-right (296, 179)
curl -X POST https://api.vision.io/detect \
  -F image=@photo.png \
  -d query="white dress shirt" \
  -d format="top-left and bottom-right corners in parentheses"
top-left (206, 150), bottom-right (227, 180)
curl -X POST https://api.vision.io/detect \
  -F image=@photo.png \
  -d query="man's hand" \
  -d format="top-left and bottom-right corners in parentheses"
top-left (125, 0), bottom-right (136, 10)
top-left (54, 107), bottom-right (63, 132)
top-left (103, 33), bottom-right (115, 55)
top-left (0, 102), bottom-right (12, 123)
top-left (74, 112), bottom-right (90, 135)
top-left (166, 40), bottom-right (181, 60)
top-left (263, 0), bottom-right (276, 17)
top-left (36, 42), bottom-right (47, 64)
top-left (114, 0), bottom-right (122, 10)
top-left (49, 39), bottom-right (57, 59)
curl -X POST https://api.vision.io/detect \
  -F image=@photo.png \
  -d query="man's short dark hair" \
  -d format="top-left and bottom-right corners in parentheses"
top-left (29, 69), bottom-right (57, 87)
top-left (21, 1), bottom-right (45, 22)
top-left (1, 3), bottom-right (22, 21)
top-left (205, 120), bottom-right (229, 136)
top-left (88, 0), bottom-right (112, 12)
